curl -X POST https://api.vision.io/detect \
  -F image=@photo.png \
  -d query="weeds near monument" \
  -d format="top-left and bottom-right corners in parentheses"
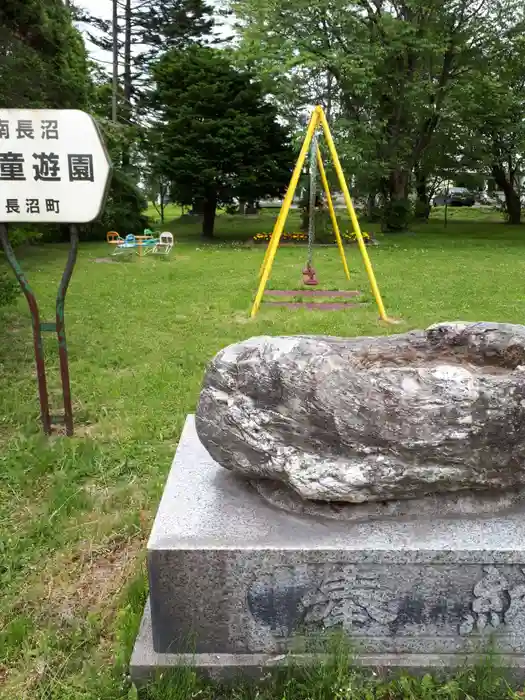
top-left (143, 645), bottom-right (524, 699)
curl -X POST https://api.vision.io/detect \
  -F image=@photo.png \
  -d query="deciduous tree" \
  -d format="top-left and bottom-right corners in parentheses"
top-left (459, 26), bottom-right (525, 224)
top-left (230, 0), bottom-right (523, 230)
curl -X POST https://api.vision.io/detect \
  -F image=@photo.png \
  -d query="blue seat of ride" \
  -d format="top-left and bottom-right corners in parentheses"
top-left (118, 234), bottom-right (137, 248)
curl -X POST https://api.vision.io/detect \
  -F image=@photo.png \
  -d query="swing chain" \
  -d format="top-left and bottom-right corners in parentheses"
top-left (307, 130), bottom-right (318, 268)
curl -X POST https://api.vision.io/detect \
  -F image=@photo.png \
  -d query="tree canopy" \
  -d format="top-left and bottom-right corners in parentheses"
top-left (230, 0), bottom-right (525, 228)
top-left (0, 0), bottom-right (148, 244)
top-left (135, 0), bottom-right (214, 65)
top-left (150, 46), bottom-right (293, 236)
top-left (0, 0), bottom-right (91, 109)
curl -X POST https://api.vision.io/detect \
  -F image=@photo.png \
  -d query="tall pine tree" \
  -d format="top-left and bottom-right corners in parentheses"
top-left (135, 0), bottom-right (214, 66)
top-left (151, 46), bottom-right (293, 238)
top-left (78, 0), bottom-right (214, 107)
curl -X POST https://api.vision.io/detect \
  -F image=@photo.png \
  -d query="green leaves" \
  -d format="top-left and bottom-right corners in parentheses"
top-left (230, 0), bottom-right (525, 228)
top-left (0, 0), bottom-right (91, 110)
top-left (149, 46), bottom-right (293, 233)
top-left (134, 0), bottom-right (214, 65)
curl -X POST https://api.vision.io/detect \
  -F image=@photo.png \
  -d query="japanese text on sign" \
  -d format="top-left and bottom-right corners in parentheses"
top-left (0, 151), bottom-right (94, 183)
top-left (0, 109), bottom-right (111, 224)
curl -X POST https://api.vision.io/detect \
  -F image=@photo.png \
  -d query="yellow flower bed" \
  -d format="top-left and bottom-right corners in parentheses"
top-left (253, 232), bottom-right (308, 243)
top-left (252, 231), bottom-right (372, 244)
top-left (343, 230), bottom-right (372, 243)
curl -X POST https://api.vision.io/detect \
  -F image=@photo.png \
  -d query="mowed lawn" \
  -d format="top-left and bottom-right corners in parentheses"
top-left (2, 209), bottom-right (525, 699)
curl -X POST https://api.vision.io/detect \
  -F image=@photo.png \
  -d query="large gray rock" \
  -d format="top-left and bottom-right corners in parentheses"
top-left (195, 322), bottom-right (525, 504)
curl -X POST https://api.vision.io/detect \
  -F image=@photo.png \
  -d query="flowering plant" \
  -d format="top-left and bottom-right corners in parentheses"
top-left (253, 232), bottom-right (307, 243)
top-left (342, 230), bottom-right (373, 244)
top-left (253, 230), bottom-right (374, 244)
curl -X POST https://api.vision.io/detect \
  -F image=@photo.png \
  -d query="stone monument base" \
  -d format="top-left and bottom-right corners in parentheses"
top-left (130, 416), bottom-right (525, 684)
top-left (133, 601), bottom-right (525, 682)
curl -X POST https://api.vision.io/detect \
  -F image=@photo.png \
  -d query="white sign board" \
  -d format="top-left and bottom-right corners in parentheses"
top-left (0, 109), bottom-right (112, 223)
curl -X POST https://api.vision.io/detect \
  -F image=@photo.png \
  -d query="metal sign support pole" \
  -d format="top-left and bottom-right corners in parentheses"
top-left (0, 222), bottom-right (51, 433)
top-left (0, 222), bottom-right (78, 435)
top-left (56, 224), bottom-right (78, 435)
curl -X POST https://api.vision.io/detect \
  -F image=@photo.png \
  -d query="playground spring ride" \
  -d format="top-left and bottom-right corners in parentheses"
top-left (251, 105), bottom-right (393, 320)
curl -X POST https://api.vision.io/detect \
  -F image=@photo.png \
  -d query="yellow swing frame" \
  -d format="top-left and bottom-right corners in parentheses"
top-left (251, 105), bottom-right (390, 321)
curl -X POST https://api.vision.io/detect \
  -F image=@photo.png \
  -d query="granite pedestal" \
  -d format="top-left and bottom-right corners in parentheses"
top-left (130, 415), bottom-right (525, 682)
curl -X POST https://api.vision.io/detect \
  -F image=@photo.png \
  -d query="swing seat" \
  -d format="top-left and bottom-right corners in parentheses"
top-left (302, 264), bottom-right (318, 285)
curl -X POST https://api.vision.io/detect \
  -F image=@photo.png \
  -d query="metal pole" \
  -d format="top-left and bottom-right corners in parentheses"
top-left (252, 109), bottom-right (321, 317)
top-left (258, 108), bottom-right (321, 280)
top-left (124, 0), bottom-right (132, 107)
top-left (112, 0), bottom-right (119, 122)
top-left (55, 224), bottom-right (79, 436)
top-left (0, 223), bottom-right (51, 433)
top-left (316, 106), bottom-right (390, 322)
top-left (317, 146), bottom-right (351, 281)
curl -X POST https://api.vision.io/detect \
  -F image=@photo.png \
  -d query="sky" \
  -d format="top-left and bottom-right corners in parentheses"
top-left (77, 0), bottom-right (112, 66)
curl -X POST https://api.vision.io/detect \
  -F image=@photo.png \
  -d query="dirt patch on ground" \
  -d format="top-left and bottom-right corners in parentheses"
top-left (232, 312), bottom-right (254, 325)
top-left (0, 664), bottom-right (8, 686)
top-left (65, 422), bottom-right (98, 438)
top-left (45, 535), bottom-right (145, 623)
top-left (6, 323), bottom-right (26, 334)
top-left (47, 420), bottom-right (133, 440)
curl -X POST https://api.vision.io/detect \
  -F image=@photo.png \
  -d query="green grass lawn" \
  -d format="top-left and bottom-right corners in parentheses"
top-left (143, 202), bottom-right (183, 223)
top-left (2, 207), bottom-right (525, 699)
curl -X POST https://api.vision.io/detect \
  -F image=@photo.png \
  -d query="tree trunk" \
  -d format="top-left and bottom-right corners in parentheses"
top-left (383, 169), bottom-right (411, 231)
top-left (245, 200), bottom-right (257, 214)
top-left (367, 193), bottom-right (379, 221)
top-left (190, 198), bottom-right (204, 216)
top-left (492, 164), bottom-right (521, 224)
top-left (507, 190), bottom-right (521, 225)
top-left (300, 207), bottom-right (309, 232)
top-left (238, 199), bottom-right (246, 215)
top-left (158, 180), bottom-right (167, 223)
top-left (202, 193), bottom-right (217, 238)
top-left (300, 185), bottom-right (310, 231)
top-left (122, 0), bottom-right (132, 168)
top-left (414, 170), bottom-right (430, 221)
top-left (390, 169), bottom-right (410, 201)
top-left (325, 71), bottom-right (333, 123)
